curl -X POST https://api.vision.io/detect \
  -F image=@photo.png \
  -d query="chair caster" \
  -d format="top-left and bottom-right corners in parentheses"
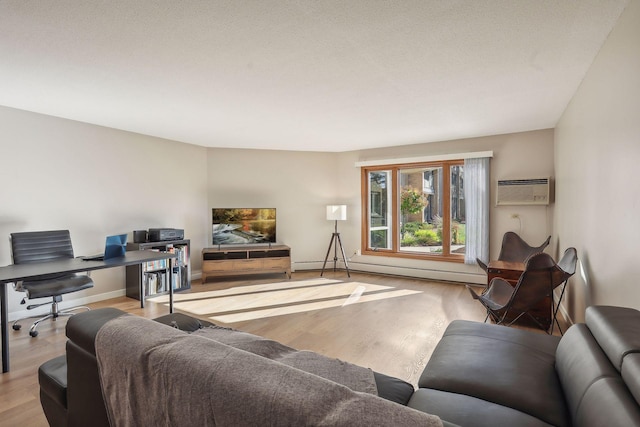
top-left (29, 330), bottom-right (39, 338)
top-left (12, 324), bottom-right (21, 331)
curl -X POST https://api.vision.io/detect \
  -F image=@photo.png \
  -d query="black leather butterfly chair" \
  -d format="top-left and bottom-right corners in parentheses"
top-left (467, 252), bottom-right (570, 333)
top-left (10, 230), bottom-right (94, 337)
top-left (476, 231), bottom-right (552, 272)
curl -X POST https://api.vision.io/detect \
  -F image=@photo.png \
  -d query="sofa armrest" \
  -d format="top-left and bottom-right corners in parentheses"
top-left (66, 307), bottom-right (127, 356)
top-left (64, 308), bottom-right (127, 427)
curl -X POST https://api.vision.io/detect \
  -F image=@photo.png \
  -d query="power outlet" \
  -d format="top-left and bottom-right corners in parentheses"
top-left (355, 249), bottom-right (361, 256)
top-left (511, 213), bottom-right (520, 219)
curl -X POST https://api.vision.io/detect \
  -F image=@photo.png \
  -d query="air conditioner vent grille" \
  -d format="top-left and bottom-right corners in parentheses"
top-left (496, 177), bottom-right (553, 206)
top-left (498, 178), bottom-right (548, 186)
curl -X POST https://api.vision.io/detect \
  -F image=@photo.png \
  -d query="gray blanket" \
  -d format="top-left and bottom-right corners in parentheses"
top-left (96, 315), bottom-right (443, 427)
top-left (192, 325), bottom-right (378, 395)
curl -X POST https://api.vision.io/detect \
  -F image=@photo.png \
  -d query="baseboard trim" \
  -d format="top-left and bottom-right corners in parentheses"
top-left (293, 260), bottom-right (485, 285)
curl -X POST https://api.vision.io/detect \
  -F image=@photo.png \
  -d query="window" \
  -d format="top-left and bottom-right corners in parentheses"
top-left (368, 170), bottom-right (392, 249)
top-left (362, 160), bottom-right (465, 261)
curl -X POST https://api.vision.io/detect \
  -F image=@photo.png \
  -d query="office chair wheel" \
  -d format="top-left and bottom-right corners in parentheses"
top-left (12, 324), bottom-right (21, 331)
top-left (29, 330), bottom-right (39, 338)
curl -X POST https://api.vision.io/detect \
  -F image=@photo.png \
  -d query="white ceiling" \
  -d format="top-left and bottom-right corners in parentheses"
top-left (0, 1), bottom-right (629, 152)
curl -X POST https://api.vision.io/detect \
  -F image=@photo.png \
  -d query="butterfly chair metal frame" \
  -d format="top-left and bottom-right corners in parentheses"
top-left (476, 231), bottom-right (551, 272)
top-left (551, 247), bottom-right (578, 335)
top-left (467, 252), bottom-right (571, 333)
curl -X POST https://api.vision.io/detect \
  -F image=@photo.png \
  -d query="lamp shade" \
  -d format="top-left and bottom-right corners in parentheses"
top-left (326, 205), bottom-right (347, 221)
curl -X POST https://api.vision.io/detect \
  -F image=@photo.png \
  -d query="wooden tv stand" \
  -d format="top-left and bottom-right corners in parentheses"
top-left (201, 244), bottom-right (291, 283)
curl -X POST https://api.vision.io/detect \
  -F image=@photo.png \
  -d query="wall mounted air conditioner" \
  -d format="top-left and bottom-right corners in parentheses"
top-left (496, 177), bottom-right (553, 206)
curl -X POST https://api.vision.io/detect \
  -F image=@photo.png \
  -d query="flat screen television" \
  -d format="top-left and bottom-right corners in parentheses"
top-left (212, 208), bottom-right (276, 245)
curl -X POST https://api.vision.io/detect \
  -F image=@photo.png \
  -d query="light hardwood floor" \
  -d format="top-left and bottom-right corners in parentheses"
top-left (0, 271), bottom-right (566, 427)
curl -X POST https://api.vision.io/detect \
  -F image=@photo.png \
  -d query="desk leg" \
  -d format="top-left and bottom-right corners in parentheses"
top-left (139, 274), bottom-right (145, 309)
top-left (169, 258), bottom-right (174, 314)
top-left (1, 284), bottom-right (9, 373)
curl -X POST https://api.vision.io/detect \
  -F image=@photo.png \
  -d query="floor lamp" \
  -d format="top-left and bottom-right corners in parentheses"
top-left (321, 205), bottom-right (351, 277)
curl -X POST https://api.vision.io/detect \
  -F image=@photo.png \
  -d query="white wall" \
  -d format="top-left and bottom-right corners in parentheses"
top-left (554, 0), bottom-right (640, 322)
top-left (339, 130), bottom-right (555, 283)
top-left (206, 130), bottom-right (555, 285)
top-left (206, 148), bottom-right (342, 268)
top-left (0, 106), bottom-right (209, 319)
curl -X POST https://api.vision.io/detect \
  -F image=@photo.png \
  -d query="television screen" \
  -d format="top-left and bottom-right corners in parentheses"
top-left (212, 208), bottom-right (276, 245)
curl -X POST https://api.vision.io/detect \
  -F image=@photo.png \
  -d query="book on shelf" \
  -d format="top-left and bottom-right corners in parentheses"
top-left (145, 272), bottom-right (157, 296)
top-left (142, 245), bottom-right (188, 271)
top-left (172, 269), bottom-right (182, 290)
top-left (167, 244), bottom-right (189, 267)
top-left (143, 249), bottom-right (168, 272)
top-left (145, 271), bottom-right (169, 295)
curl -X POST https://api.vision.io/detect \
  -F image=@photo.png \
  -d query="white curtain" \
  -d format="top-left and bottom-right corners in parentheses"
top-left (464, 157), bottom-right (490, 265)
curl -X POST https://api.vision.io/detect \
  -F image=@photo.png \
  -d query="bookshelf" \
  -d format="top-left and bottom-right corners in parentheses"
top-left (202, 244), bottom-right (291, 283)
top-left (126, 239), bottom-right (190, 307)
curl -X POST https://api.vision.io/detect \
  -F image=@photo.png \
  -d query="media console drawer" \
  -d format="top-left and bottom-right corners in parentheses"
top-left (263, 258), bottom-right (289, 270)
top-left (201, 245), bottom-right (291, 283)
top-left (233, 259), bottom-right (262, 270)
top-left (202, 261), bottom-right (231, 273)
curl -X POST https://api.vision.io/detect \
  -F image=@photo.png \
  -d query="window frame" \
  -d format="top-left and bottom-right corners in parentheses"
top-left (360, 159), bottom-right (465, 263)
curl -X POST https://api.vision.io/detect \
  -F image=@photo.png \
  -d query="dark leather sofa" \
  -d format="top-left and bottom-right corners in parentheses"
top-left (39, 305), bottom-right (640, 426)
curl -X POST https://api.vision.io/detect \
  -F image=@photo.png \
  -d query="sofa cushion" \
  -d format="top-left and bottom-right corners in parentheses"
top-left (39, 355), bottom-right (68, 427)
top-left (408, 388), bottom-right (554, 427)
top-left (556, 323), bottom-right (640, 426)
top-left (575, 377), bottom-right (640, 427)
top-left (586, 305), bottom-right (640, 370)
top-left (418, 320), bottom-right (568, 427)
top-left (556, 324), bottom-right (619, 415)
top-left (622, 353), bottom-right (640, 404)
top-left (39, 355), bottom-right (67, 408)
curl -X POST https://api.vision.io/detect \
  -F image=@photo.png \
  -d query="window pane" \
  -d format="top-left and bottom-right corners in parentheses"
top-left (450, 165), bottom-right (466, 255)
top-left (399, 167), bottom-right (443, 253)
top-left (369, 171), bottom-right (391, 249)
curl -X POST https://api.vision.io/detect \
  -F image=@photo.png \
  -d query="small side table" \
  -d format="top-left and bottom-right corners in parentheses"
top-left (487, 260), bottom-right (525, 285)
top-left (486, 260), bottom-right (551, 330)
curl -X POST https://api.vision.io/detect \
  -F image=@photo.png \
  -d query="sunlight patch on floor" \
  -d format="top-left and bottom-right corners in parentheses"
top-left (203, 288), bottom-right (421, 323)
top-left (149, 278), bottom-right (422, 323)
top-left (147, 277), bottom-right (344, 303)
top-left (342, 285), bottom-right (366, 306)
